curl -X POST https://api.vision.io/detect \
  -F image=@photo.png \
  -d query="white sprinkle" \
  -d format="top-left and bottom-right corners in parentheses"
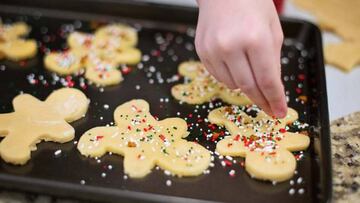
top-left (297, 177), bottom-right (303, 184)
top-left (54, 150), bottom-right (62, 157)
top-left (290, 180), bottom-right (295, 185)
top-left (135, 85), bottom-right (141, 90)
top-left (166, 180), bottom-right (172, 186)
top-left (272, 181), bottom-right (277, 185)
top-left (164, 170), bottom-right (171, 176)
top-left (123, 175), bottom-right (128, 180)
top-left (100, 116), bottom-right (103, 120)
top-left (99, 87), bottom-right (104, 92)
top-left (229, 170), bottom-right (235, 176)
top-left (103, 104), bottom-right (109, 109)
top-left (289, 188), bottom-right (295, 195)
top-left (101, 172), bottom-right (106, 178)
top-left (80, 179), bottom-right (86, 185)
top-left (108, 165), bottom-right (113, 170)
top-left (298, 188), bottom-right (305, 194)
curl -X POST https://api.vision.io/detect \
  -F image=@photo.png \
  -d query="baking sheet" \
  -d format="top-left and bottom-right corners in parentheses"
top-left (0, 1), bottom-right (331, 202)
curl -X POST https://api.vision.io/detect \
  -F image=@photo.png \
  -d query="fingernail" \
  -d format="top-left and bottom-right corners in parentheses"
top-left (274, 107), bottom-right (287, 118)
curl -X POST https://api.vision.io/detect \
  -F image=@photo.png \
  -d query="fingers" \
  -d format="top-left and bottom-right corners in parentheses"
top-left (224, 51), bottom-right (273, 115)
top-left (271, 16), bottom-right (284, 74)
top-left (195, 31), bottom-right (237, 89)
top-left (246, 30), bottom-right (287, 118)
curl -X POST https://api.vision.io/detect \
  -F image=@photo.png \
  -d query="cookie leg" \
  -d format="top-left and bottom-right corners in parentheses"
top-left (157, 140), bottom-right (211, 177)
top-left (0, 113), bottom-right (13, 136)
top-left (123, 149), bottom-right (156, 178)
top-left (0, 130), bottom-right (36, 165)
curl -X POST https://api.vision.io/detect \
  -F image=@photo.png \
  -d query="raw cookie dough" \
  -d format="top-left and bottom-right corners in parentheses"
top-left (84, 51), bottom-right (123, 86)
top-left (293, 0), bottom-right (360, 71)
top-left (208, 105), bottom-right (310, 182)
top-left (44, 50), bottom-right (86, 75)
top-left (0, 88), bottom-right (89, 165)
top-left (0, 22), bottom-right (37, 61)
top-left (171, 61), bottom-right (252, 105)
top-left (94, 23), bottom-right (138, 49)
top-left (324, 42), bottom-right (360, 72)
top-left (44, 24), bottom-right (141, 86)
top-left (78, 99), bottom-right (211, 178)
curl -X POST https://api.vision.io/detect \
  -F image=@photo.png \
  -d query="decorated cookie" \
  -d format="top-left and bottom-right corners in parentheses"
top-left (0, 39), bottom-right (37, 61)
top-left (0, 22), bottom-right (37, 61)
top-left (171, 61), bottom-right (252, 105)
top-left (208, 105), bottom-right (310, 182)
top-left (84, 51), bottom-right (123, 86)
top-left (67, 31), bottom-right (94, 51)
top-left (0, 88), bottom-right (89, 165)
top-left (0, 22), bottom-right (30, 41)
top-left (78, 99), bottom-right (211, 178)
top-left (44, 50), bottom-right (87, 75)
top-left (44, 23), bottom-right (141, 86)
top-left (94, 23), bottom-right (138, 49)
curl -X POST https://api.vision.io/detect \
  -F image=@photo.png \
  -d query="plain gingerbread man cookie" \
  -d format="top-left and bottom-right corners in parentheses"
top-left (0, 22), bottom-right (37, 61)
top-left (0, 88), bottom-right (89, 165)
top-left (78, 99), bottom-right (211, 178)
top-left (208, 105), bottom-right (310, 182)
top-left (171, 61), bottom-right (252, 105)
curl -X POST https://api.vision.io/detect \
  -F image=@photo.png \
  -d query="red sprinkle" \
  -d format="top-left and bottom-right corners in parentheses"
top-left (224, 160), bottom-right (232, 166)
top-left (298, 74), bottom-right (305, 81)
top-left (279, 128), bottom-right (287, 133)
top-left (159, 134), bottom-right (166, 142)
top-left (233, 134), bottom-right (241, 141)
top-left (95, 135), bottom-right (104, 141)
top-left (121, 66), bottom-right (132, 75)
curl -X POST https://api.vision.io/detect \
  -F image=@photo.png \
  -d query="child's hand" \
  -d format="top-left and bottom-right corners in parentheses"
top-left (195, 0), bottom-right (287, 118)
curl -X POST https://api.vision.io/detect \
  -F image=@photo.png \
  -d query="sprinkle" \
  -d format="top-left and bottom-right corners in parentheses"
top-left (80, 179), bottom-right (86, 185)
top-left (297, 177), bottom-right (303, 184)
top-left (298, 188), bottom-right (305, 194)
top-left (103, 104), bottom-right (109, 109)
top-left (229, 169), bottom-right (236, 177)
top-left (166, 180), bottom-right (172, 186)
top-left (54, 149), bottom-right (62, 157)
top-left (101, 172), bottom-right (107, 178)
top-left (289, 188), bottom-right (295, 195)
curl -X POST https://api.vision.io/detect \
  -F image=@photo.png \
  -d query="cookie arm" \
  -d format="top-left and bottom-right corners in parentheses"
top-left (77, 126), bottom-right (120, 158)
top-left (0, 113), bottom-right (13, 136)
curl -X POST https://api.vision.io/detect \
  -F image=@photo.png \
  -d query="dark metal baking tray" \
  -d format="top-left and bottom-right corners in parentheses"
top-left (0, 1), bottom-right (331, 202)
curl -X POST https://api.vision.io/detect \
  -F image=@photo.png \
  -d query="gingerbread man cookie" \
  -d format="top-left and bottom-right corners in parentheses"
top-left (0, 88), bottom-right (89, 165)
top-left (0, 22), bottom-right (37, 61)
top-left (78, 99), bottom-right (211, 178)
top-left (44, 24), bottom-right (141, 86)
top-left (208, 105), bottom-right (310, 182)
top-left (171, 61), bottom-right (252, 105)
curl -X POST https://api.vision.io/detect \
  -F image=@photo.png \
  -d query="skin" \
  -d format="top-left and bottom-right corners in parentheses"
top-left (195, 0), bottom-right (287, 118)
